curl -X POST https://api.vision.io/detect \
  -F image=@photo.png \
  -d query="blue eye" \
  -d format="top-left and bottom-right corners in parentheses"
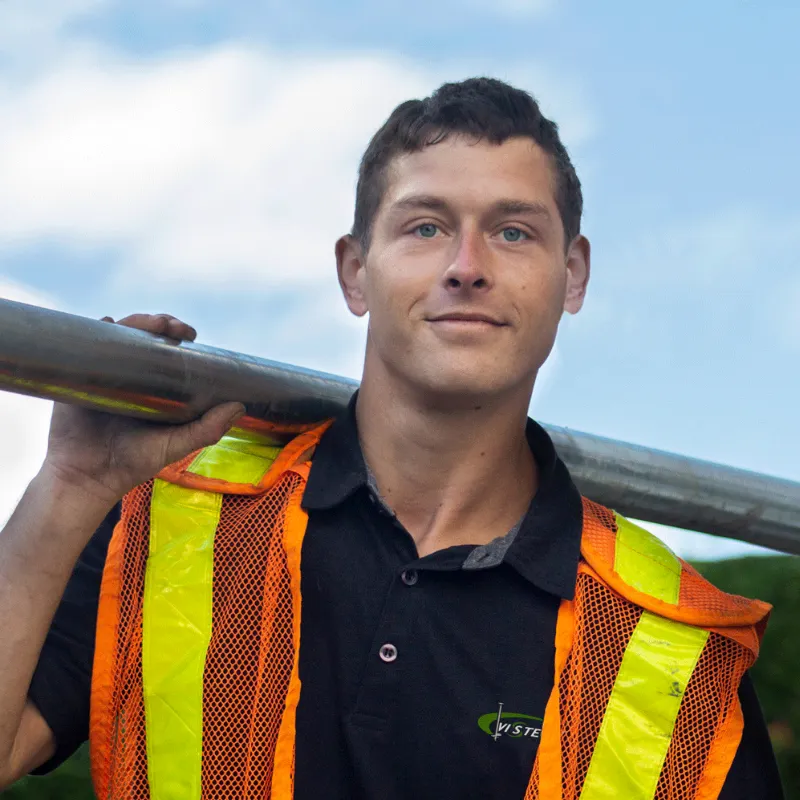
top-left (417, 223), bottom-right (438, 238)
top-left (502, 227), bottom-right (526, 242)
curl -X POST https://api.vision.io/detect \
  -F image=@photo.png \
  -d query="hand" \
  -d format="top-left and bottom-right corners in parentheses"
top-left (40, 313), bottom-right (245, 506)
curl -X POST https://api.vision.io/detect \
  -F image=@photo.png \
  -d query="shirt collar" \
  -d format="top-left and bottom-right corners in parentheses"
top-left (502, 419), bottom-right (583, 600)
top-left (302, 392), bottom-right (583, 600)
top-left (302, 392), bottom-right (368, 510)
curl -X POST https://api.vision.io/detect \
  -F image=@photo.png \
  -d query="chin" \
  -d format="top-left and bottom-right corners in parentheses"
top-left (411, 367), bottom-right (515, 406)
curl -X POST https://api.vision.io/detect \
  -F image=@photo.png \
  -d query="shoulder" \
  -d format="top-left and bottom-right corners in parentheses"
top-left (156, 425), bottom-right (329, 493)
top-left (580, 499), bottom-right (771, 633)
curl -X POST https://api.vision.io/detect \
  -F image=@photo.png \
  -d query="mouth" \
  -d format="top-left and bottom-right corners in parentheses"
top-left (428, 313), bottom-right (506, 326)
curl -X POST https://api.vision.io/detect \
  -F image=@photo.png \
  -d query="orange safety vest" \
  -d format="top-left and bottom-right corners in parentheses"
top-left (89, 423), bottom-right (771, 800)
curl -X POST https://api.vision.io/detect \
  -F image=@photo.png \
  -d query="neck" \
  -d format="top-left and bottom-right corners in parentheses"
top-left (356, 365), bottom-right (538, 558)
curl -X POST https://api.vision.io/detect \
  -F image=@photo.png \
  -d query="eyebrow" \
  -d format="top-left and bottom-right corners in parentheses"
top-left (490, 200), bottom-right (552, 220)
top-left (391, 194), bottom-right (450, 213)
top-left (390, 194), bottom-right (552, 221)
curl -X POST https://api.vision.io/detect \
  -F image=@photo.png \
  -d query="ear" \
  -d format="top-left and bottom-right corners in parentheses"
top-left (563, 234), bottom-right (590, 315)
top-left (335, 234), bottom-right (369, 317)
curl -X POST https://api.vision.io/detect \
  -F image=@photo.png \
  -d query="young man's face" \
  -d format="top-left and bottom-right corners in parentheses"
top-left (337, 135), bottom-right (590, 405)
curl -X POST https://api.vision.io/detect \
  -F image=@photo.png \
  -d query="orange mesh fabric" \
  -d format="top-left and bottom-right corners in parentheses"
top-left (524, 500), bottom-right (765, 800)
top-left (524, 572), bottom-right (755, 800)
top-left (523, 572), bottom-right (641, 800)
top-left (91, 469), bottom-right (307, 799)
top-left (581, 498), bottom-right (771, 632)
top-left (655, 633), bottom-right (753, 799)
top-left (93, 473), bottom-right (765, 800)
top-left (580, 498), bottom-right (617, 566)
top-left (679, 561), bottom-right (763, 622)
top-left (91, 483), bottom-right (152, 800)
top-left (202, 471), bottom-right (303, 798)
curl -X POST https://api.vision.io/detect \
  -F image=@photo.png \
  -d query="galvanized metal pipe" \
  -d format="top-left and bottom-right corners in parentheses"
top-left (0, 298), bottom-right (357, 432)
top-left (548, 427), bottom-right (800, 555)
top-left (1, 297), bottom-right (798, 554)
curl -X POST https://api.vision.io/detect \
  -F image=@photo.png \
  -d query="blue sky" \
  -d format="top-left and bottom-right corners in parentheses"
top-left (0, 0), bottom-right (797, 559)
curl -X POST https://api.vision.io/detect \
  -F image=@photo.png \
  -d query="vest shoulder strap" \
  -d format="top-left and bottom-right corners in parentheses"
top-left (156, 420), bottom-right (333, 495)
top-left (613, 514), bottom-right (682, 604)
top-left (188, 428), bottom-right (284, 484)
top-left (580, 498), bottom-right (771, 638)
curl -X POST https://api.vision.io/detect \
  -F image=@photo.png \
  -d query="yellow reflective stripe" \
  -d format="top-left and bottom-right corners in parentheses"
top-left (188, 428), bottom-right (282, 485)
top-left (142, 480), bottom-right (221, 800)
top-left (3, 376), bottom-right (160, 414)
top-left (581, 612), bottom-right (709, 800)
top-left (614, 514), bottom-right (681, 605)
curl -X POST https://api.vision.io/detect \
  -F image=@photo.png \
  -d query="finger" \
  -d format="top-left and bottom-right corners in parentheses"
top-left (116, 313), bottom-right (172, 334)
top-left (164, 316), bottom-right (198, 342)
top-left (114, 313), bottom-right (197, 341)
top-left (164, 402), bottom-right (246, 463)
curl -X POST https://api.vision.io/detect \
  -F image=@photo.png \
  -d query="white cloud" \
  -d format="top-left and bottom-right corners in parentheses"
top-left (0, 1), bottom-right (597, 525)
top-left (0, 280), bottom-right (56, 526)
top-left (0, 31), bottom-right (595, 290)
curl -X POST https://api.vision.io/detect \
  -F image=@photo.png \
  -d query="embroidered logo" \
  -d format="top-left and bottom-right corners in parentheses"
top-left (478, 702), bottom-right (543, 741)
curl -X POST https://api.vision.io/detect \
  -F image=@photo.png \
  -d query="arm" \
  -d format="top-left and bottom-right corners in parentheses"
top-left (0, 313), bottom-right (244, 789)
top-left (26, 505), bottom-right (116, 777)
top-left (0, 472), bottom-right (115, 788)
top-left (6, 703), bottom-right (59, 783)
top-left (0, 470), bottom-right (115, 787)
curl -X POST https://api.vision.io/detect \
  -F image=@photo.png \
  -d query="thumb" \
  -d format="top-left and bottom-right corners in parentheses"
top-left (165, 402), bottom-right (246, 463)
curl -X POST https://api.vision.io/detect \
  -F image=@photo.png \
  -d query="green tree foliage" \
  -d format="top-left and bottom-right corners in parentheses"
top-left (3, 555), bottom-right (798, 798)
top-left (1, 744), bottom-right (93, 799)
top-left (695, 555), bottom-right (800, 798)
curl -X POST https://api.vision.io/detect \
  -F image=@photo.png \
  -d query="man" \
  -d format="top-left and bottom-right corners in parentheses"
top-left (0, 78), bottom-right (783, 798)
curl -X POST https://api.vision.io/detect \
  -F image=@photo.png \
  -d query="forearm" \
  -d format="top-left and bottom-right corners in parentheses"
top-left (0, 469), bottom-right (113, 772)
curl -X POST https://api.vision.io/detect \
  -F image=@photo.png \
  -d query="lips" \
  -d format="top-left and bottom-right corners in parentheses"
top-left (428, 312), bottom-right (506, 326)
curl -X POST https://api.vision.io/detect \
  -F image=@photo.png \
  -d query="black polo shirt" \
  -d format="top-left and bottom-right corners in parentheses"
top-left (29, 401), bottom-right (783, 798)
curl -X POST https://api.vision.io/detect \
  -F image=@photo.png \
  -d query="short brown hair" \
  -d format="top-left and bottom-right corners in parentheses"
top-left (352, 77), bottom-right (583, 252)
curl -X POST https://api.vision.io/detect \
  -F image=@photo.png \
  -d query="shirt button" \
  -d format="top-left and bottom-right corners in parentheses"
top-left (401, 569), bottom-right (419, 586)
top-left (379, 643), bottom-right (398, 663)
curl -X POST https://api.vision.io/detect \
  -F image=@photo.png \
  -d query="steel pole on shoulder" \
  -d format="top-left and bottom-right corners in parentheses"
top-left (1, 297), bottom-right (798, 555)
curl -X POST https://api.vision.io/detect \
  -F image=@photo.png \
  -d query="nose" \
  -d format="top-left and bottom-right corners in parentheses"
top-left (442, 227), bottom-right (492, 293)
